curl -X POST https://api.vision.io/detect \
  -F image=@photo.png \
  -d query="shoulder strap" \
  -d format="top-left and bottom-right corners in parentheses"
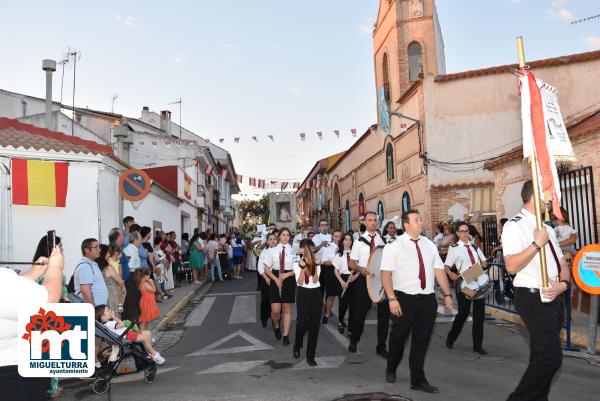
top-left (72, 260), bottom-right (94, 295)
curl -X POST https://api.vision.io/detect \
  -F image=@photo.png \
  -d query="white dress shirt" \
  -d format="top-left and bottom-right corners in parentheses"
top-left (264, 243), bottom-right (295, 272)
top-left (350, 231), bottom-right (386, 268)
top-left (380, 233), bottom-right (444, 295)
top-left (294, 262), bottom-right (321, 289)
top-left (333, 250), bottom-right (352, 275)
top-left (384, 234), bottom-right (397, 244)
top-left (313, 233), bottom-right (332, 259)
top-left (445, 240), bottom-right (486, 274)
top-left (502, 209), bottom-right (561, 288)
top-left (257, 247), bottom-right (275, 276)
top-left (320, 242), bottom-right (338, 265)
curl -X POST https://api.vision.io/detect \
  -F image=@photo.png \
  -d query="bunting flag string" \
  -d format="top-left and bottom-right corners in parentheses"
top-left (196, 129), bottom-right (360, 145)
top-left (316, 131), bottom-right (323, 140)
top-left (334, 129), bottom-right (340, 138)
top-left (267, 135), bottom-right (274, 142)
top-left (300, 132), bottom-right (306, 141)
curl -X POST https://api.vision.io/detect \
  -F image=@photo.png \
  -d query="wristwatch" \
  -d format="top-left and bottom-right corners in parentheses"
top-left (388, 296), bottom-right (397, 301)
top-left (531, 241), bottom-right (541, 251)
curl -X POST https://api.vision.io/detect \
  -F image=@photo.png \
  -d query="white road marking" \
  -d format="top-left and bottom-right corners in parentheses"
top-left (110, 366), bottom-right (181, 384)
top-left (323, 324), bottom-right (361, 354)
top-left (185, 297), bottom-right (216, 327)
top-left (291, 356), bottom-right (346, 370)
top-left (187, 329), bottom-right (274, 356)
top-left (196, 360), bottom-right (267, 375)
top-left (229, 295), bottom-right (257, 324)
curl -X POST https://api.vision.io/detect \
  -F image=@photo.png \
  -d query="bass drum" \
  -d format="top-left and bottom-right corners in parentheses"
top-left (366, 247), bottom-right (385, 303)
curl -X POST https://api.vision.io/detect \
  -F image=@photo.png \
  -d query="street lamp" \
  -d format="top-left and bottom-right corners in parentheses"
top-left (390, 111), bottom-right (421, 133)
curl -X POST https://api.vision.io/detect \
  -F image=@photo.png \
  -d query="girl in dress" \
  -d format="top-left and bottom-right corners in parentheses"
top-left (332, 233), bottom-right (355, 334)
top-left (189, 232), bottom-right (207, 284)
top-left (106, 246), bottom-right (125, 314)
top-left (136, 269), bottom-right (160, 331)
top-left (264, 227), bottom-right (296, 345)
top-left (293, 239), bottom-right (321, 366)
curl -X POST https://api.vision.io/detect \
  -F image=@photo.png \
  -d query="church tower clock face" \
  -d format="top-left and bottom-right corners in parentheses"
top-left (409, 0), bottom-right (424, 18)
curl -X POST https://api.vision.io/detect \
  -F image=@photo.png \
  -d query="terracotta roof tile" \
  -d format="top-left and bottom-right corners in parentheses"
top-left (0, 117), bottom-right (113, 156)
top-left (435, 50), bottom-right (600, 83)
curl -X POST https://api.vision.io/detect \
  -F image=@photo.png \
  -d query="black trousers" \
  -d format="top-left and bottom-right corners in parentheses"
top-left (447, 289), bottom-right (485, 346)
top-left (377, 300), bottom-right (390, 350)
top-left (507, 288), bottom-right (563, 401)
top-left (387, 292), bottom-right (437, 386)
top-left (256, 270), bottom-right (271, 323)
top-left (338, 274), bottom-right (351, 324)
top-left (295, 287), bottom-right (322, 361)
top-left (349, 276), bottom-right (372, 343)
top-left (0, 365), bottom-right (49, 401)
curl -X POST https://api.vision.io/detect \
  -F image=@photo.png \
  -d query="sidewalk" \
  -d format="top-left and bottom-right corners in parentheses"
top-left (148, 280), bottom-right (207, 333)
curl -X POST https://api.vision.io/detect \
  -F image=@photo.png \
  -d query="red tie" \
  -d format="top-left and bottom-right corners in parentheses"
top-left (346, 252), bottom-right (350, 265)
top-left (465, 244), bottom-right (476, 265)
top-left (411, 239), bottom-right (426, 290)
top-left (280, 247), bottom-right (285, 272)
top-left (369, 234), bottom-right (376, 252)
top-left (305, 270), bottom-right (310, 284)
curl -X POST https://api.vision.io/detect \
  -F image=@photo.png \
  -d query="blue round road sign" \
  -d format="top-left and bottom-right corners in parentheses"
top-left (119, 169), bottom-right (152, 201)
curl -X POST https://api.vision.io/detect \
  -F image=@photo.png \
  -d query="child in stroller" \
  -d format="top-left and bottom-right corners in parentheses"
top-left (92, 305), bottom-right (165, 394)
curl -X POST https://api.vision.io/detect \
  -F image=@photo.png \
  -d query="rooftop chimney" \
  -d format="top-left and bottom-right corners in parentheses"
top-left (160, 110), bottom-right (171, 134)
top-left (141, 106), bottom-right (150, 122)
top-left (42, 59), bottom-right (56, 130)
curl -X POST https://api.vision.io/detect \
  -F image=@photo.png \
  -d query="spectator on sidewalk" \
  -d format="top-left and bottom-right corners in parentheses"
top-left (123, 216), bottom-right (135, 244)
top-left (136, 269), bottom-right (160, 331)
top-left (160, 232), bottom-right (175, 290)
top-left (98, 245), bottom-right (125, 316)
top-left (439, 224), bottom-right (457, 261)
top-left (169, 231), bottom-right (182, 285)
top-left (189, 232), bottom-right (206, 284)
top-left (181, 233), bottom-right (190, 263)
top-left (32, 234), bottom-right (69, 303)
top-left (153, 236), bottom-right (169, 293)
top-left (207, 233), bottom-right (223, 282)
top-left (433, 223), bottom-right (444, 250)
top-left (231, 233), bottom-right (245, 279)
top-left (106, 245), bottom-right (126, 313)
top-left (74, 238), bottom-right (108, 306)
top-left (0, 246), bottom-right (64, 401)
top-left (124, 230), bottom-right (142, 272)
top-left (552, 207), bottom-right (578, 256)
top-left (109, 228), bottom-right (130, 282)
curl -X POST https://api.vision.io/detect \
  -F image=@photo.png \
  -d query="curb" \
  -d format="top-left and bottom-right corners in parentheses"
top-left (152, 282), bottom-right (207, 333)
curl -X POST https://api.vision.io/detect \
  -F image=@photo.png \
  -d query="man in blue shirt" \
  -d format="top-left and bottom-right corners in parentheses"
top-left (74, 238), bottom-right (108, 306)
top-left (109, 227), bottom-right (130, 282)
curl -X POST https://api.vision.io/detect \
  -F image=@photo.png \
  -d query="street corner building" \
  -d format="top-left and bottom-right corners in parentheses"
top-left (297, 1), bottom-right (600, 272)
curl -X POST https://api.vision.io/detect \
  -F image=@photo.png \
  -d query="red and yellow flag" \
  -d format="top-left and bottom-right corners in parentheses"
top-left (11, 158), bottom-right (69, 207)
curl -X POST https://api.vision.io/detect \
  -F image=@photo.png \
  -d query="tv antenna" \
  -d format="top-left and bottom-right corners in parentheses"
top-left (111, 94), bottom-right (119, 113)
top-left (169, 97), bottom-right (182, 138)
top-left (58, 57), bottom-right (69, 105)
top-left (67, 47), bottom-right (82, 135)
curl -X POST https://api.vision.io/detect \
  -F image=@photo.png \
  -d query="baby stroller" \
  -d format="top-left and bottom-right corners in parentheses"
top-left (92, 319), bottom-right (158, 394)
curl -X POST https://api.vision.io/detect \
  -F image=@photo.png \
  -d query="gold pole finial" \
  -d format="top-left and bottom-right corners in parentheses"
top-left (516, 36), bottom-right (526, 68)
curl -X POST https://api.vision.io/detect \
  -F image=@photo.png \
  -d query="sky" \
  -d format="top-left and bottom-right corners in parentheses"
top-left (0, 0), bottom-right (599, 197)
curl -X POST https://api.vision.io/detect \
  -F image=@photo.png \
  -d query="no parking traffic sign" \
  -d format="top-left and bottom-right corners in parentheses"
top-left (572, 244), bottom-right (600, 295)
top-left (119, 169), bottom-right (152, 201)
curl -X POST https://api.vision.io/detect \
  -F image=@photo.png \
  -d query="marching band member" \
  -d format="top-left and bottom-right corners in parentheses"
top-left (257, 231), bottom-right (278, 328)
top-left (445, 221), bottom-right (488, 354)
top-left (292, 225), bottom-right (306, 251)
top-left (380, 209), bottom-right (453, 394)
top-left (293, 239), bottom-right (322, 366)
top-left (382, 221), bottom-right (398, 243)
top-left (347, 211), bottom-right (385, 353)
top-left (319, 230), bottom-right (342, 324)
top-left (332, 232), bottom-right (355, 334)
top-left (264, 227), bottom-right (296, 345)
top-left (502, 181), bottom-right (569, 401)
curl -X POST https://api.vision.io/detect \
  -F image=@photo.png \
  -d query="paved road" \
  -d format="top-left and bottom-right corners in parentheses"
top-left (63, 275), bottom-right (600, 401)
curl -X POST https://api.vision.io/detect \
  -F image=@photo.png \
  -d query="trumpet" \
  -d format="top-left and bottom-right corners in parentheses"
top-left (252, 242), bottom-right (262, 258)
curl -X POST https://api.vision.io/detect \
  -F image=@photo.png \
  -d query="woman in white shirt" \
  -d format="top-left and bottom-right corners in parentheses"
top-left (332, 233), bottom-right (356, 334)
top-left (0, 246), bottom-right (64, 401)
top-left (264, 227), bottom-right (296, 345)
top-left (293, 239), bottom-right (321, 366)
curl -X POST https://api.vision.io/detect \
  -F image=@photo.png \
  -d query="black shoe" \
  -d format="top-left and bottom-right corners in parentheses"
top-left (282, 335), bottom-right (290, 345)
top-left (376, 347), bottom-right (388, 359)
top-left (338, 323), bottom-right (345, 334)
top-left (307, 359), bottom-right (317, 367)
top-left (473, 345), bottom-right (488, 355)
top-left (411, 382), bottom-right (439, 394)
top-left (348, 341), bottom-right (357, 353)
top-left (385, 369), bottom-right (396, 383)
top-left (274, 327), bottom-right (282, 340)
top-left (445, 338), bottom-right (454, 349)
top-left (293, 345), bottom-right (300, 359)
top-left (321, 316), bottom-right (329, 324)
top-left (261, 320), bottom-right (267, 328)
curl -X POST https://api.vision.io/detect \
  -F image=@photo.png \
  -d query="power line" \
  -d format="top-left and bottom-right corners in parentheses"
top-left (570, 13), bottom-right (600, 25)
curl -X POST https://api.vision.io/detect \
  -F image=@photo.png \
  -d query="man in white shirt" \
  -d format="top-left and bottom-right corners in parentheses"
top-left (347, 211), bottom-right (385, 353)
top-left (123, 231), bottom-right (142, 271)
top-left (320, 230), bottom-right (341, 324)
top-left (380, 209), bottom-right (453, 394)
top-left (502, 180), bottom-right (569, 401)
top-left (444, 222), bottom-right (488, 354)
top-left (257, 232), bottom-right (278, 327)
top-left (292, 225), bottom-right (306, 250)
top-left (313, 219), bottom-right (332, 260)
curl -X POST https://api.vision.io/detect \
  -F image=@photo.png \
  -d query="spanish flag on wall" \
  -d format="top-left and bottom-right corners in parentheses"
top-left (11, 158), bottom-right (69, 207)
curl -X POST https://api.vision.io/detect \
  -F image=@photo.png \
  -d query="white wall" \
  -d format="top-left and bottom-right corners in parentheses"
top-left (11, 162), bottom-right (100, 278)
top-left (123, 187), bottom-right (181, 240)
top-left (98, 167), bottom-right (120, 243)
